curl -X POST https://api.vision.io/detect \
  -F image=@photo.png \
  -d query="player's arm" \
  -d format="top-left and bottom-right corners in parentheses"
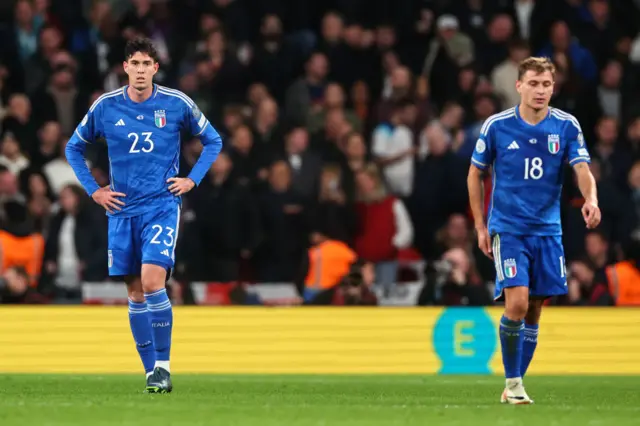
top-left (468, 131), bottom-right (494, 258)
top-left (65, 105), bottom-right (125, 213)
top-left (168, 103), bottom-right (223, 196)
top-left (65, 111), bottom-right (101, 196)
top-left (567, 123), bottom-right (601, 229)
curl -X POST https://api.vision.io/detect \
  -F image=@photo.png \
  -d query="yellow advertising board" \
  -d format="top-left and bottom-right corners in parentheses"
top-left (1, 307), bottom-right (639, 374)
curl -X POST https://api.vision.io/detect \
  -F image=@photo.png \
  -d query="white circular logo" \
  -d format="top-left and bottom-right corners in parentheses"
top-left (475, 139), bottom-right (486, 153)
top-left (81, 114), bottom-right (88, 127)
top-left (578, 132), bottom-right (584, 146)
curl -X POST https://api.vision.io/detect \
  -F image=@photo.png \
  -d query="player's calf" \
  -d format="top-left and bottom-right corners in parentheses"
top-left (126, 276), bottom-right (156, 380)
top-left (141, 264), bottom-right (173, 382)
top-left (499, 287), bottom-right (530, 402)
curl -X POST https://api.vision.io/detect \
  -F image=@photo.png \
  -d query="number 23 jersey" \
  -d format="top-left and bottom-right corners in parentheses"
top-left (471, 106), bottom-right (591, 237)
top-left (73, 85), bottom-right (215, 217)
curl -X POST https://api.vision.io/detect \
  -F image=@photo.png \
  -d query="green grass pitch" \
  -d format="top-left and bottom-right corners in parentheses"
top-left (1, 375), bottom-right (638, 425)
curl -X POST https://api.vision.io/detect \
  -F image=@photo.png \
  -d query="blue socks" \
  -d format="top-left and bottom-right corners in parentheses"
top-left (521, 323), bottom-right (539, 377)
top-left (128, 299), bottom-right (155, 375)
top-left (499, 315), bottom-right (524, 379)
top-left (145, 288), bottom-right (173, 365)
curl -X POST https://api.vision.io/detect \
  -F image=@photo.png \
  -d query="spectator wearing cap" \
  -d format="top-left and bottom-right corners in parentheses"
top-left (423, 14), bottom-right (474, 107)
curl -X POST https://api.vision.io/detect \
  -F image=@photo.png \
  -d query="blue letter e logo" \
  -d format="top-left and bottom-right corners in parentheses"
top-left (433, 308), bottom-right (496, 374)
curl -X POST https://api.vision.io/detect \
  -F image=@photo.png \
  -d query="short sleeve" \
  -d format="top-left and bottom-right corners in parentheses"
top-left (74, 102), bottom-right (102, 144)
top-left (564, 119), bottom-right (591, 166)
top-left (470, 119), bottom-right (495, 170)
top-left (185, 102), bottom-right (210, 137)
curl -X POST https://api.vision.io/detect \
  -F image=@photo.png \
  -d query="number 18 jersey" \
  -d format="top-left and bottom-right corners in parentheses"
top-left (471, 106), bottom-right (591, 237)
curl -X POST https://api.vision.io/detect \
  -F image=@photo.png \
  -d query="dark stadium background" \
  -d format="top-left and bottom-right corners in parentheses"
top-left (0, 0), bottom-right (639, 307)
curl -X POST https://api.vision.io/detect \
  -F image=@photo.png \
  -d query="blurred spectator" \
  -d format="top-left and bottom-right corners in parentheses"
top-left (251, 14), bottom-right (294, 103)
top-left (492, 39), bottom-right (531, 109)
top-left (591, 116), bottom-right (632, 191)
top-left (459, 95), bottom-right (498, 159)
top-left (2, 93), bottom-right (37, 156)
top-left (32, 121), bottom-right (62, 169)
top-left (43, 137), bottom-right (81, 195)
top-left (308, 82), bottom-right (361, 135)
top-left (228, 125), bottom-right (269, 186)
top-left (305, 259), bottom-right (378, 306)
top-left (371, 100), bottom-right (415, 198)
top-left (411, 118), bottom-right (468, 259)
top-left (585, 230), bottom-right (613, 273)
top-left (423, 14), bottom-right (474, 107)
top-left (298, 225), bottom-right (357, 302)
top-left (604, 238), bottom-right (640, 306)
top-left (256, 160), bottom-right (307, 282)
top-left (252, 97), bottom-right (283, 148)
top-left (597, 60), bottom-right (623, 121)
top-left (41, 185), bottom-right (107, 302)
top-left (309, 163), bottom-right (356, 245)
top-left (285, 52), bottom-right (328, 126)
top-left (0, 132), bottom-right (29, 175)
top-left (187, 151), bottom-right (261, 282)
top-left (419, 247), bottom-right (492, 306)
top-left (538, 21), bottom-right (597, 84)
top-left (564, 259), bottom-right (613, 306)
top-left (418, 102), bottom-right (464, 159)
top-left (0, 266), bottom-right (47, 304)
top-left (283, 127), bottom-right (321, 201)
top-left (354, 164), bottom-right (413, 296)
top-left (0, 200), bottom-right (44, 286)
top-left (479, 13), bottom-right (515, 75)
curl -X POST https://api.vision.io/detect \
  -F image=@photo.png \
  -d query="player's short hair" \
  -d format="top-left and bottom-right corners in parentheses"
top-left (517, 57), bottom-right (556, 80)
top-left (124, 37), bottom-right (160, 63)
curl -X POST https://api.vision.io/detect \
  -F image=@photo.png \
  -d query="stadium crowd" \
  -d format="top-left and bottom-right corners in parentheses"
top-left (0, 0), bottom-right (640, 306)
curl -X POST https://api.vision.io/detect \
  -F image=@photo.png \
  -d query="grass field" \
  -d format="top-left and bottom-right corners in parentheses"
top-left (0, 375), bottom-right (638, 426)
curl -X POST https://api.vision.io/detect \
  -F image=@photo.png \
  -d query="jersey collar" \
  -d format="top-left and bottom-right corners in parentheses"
top-left (515, 105), bottom-right (551, 127)
top-left (123, 84), bottom-right (158, 105)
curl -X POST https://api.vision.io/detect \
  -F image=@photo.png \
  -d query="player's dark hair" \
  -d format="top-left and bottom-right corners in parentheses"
top-left (124, 37), bottom-right (160, 63)
top-left (517, 57), bottom-right (556, 80)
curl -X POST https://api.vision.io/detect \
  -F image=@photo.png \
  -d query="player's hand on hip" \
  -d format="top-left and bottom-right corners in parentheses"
top-left (167, 177), bottom-right (195, 196)
top-left (92, 186), bottom-right (126, 213)
top-left (476, 226), bottom-right (493, 259)
top-left (582, 201), bottom-right (601, 229)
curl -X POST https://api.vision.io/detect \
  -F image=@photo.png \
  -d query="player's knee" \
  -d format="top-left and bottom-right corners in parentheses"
top-left (140, 264), bottom-right (168, 294)
top-left (504, 288), bottom-right (529, 320)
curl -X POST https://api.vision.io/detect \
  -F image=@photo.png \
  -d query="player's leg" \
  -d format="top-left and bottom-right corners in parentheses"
top-left (126, 275), bottom-right (155, 378)
top-left (520, 298), bottom-right (544, 378)
top-left (108, 217), bottom-right (155, 380)
top-left (139, 204), bottom-right (180, 393)
top-left (520, 235), bottom-right (568, 378)
top-left (492, 233), bottom-right (533, 404)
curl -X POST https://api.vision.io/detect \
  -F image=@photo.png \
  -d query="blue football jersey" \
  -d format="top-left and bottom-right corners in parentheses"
top-left (471, 106), bottom-right (591, 236)
top-left (72, 85), bottom-right (220, 217)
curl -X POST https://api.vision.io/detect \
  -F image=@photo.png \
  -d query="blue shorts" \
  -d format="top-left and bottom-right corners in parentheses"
top-left (492, 233), bottom-right (568, 301)
top-left (108, 203), bottom-right (180, 276)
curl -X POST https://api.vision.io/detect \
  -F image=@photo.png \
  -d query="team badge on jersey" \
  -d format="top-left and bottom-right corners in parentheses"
top-left (108, 250), bottom-right (113, 268)
top-left (81, 114), bottom-right (88, 127)
top-left (504, 258), bottom-right (517, 278)
top-left (475, 139), bottom-right (486, 153)
top-left (547, 134), bottom-right (560, 154)
top-left (191, 105), bottom-right (202, 120)
top-left (154, 110), bottom-right (167, 128)
top-left (577, 132), bottom-right (584, 146)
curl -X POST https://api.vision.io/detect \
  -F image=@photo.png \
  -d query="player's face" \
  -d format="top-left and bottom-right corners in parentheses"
top-left (123, 52), bottom-right (158, 91)
top-left (516, 70), bottom-right (554, 111)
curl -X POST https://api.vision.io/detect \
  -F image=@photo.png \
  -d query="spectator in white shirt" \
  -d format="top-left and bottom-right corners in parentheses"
top-left (0, 132), bottom-right (30, 176)
top-left (491, 39), bottom-right (531, 109)
top-left (371, 100), bottom-right (416, 197)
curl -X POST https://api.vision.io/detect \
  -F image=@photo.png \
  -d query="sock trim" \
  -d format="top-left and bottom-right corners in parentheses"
top-left (145, 288), bottom-right (167, 298)
top-left (147, 301), bottom-right (172, 312)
